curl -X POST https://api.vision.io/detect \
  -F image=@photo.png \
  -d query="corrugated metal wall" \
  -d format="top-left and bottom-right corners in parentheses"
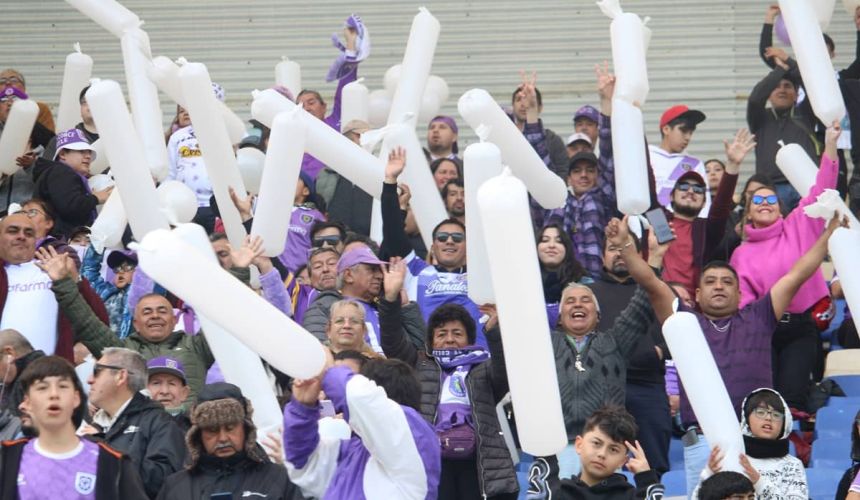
top-left (2, 1), bottom-right (858, 181)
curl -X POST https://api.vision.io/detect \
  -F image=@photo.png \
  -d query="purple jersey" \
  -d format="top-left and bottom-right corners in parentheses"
top-left (405, 254), bottom-right (486, 348)
top-left (278, 206), bottom-right (326, 273)
top-left (18, 438), bottom-right (99, 500)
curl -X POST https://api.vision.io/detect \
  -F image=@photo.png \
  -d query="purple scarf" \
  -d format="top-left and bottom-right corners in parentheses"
top-left (432, 347), bottom-right (489, 431)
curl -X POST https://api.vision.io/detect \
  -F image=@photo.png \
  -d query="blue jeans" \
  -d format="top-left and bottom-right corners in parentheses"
top-left (557, 443), bottom-right (581, 480)
top-left (774, 182), bottom-right (801, 215)
top-left (683, 433), bottom-right (710, 498)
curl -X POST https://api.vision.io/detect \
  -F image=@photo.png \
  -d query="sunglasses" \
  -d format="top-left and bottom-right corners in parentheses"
top-left (435, 231), bottom-right (464, 243)
top-left (93, 363), bottom-right (124, 377)
top-left (751, 194), bottom-right (779, 206)
top-left (676, 182), bottom-right (705, 195)
top-left (312, 235), bottom-right (342, 248)
top-left (752, 407), bottom-right (784, 421)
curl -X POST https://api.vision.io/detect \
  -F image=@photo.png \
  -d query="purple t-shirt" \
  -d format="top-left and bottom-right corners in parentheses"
top-left (679, 294), bottom-right (778, 426)
top-left (18, 438), bottom-right (99, 500)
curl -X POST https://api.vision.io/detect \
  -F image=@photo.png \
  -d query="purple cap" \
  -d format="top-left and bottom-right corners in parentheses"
top-left (147, 356), bottom-right (187, 384)
top-left (0, 86), bottom-right (27, 101)
top-left (573, 105), bottom-right (599, 124)
top-left (337, 246), bottom-right (385, 274)
top-left (53, 128), bottom-right (95, 161)
top-left (429, 115), bottom-right (459, 154)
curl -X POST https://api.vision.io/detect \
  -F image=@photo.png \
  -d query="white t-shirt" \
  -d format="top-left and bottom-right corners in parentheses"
top-left (167, 125), bottom-right (213, 207)
top-left (648, 145), bottom-right (712, 217)
top-left (1, 261), bottom-right (59, 354)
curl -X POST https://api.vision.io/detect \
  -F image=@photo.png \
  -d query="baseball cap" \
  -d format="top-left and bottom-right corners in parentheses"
top-left (565, 132), bottom-right (593, 147)
top-left (0, 86), bottom-right (27, 101)
top-left (106, 249), bottom-right (138, 270)
top-left (573, 105), bottom-right (599, 124)
top-left (675, 170), bottom-right (706, 187)
top-left (53, 128), bottom-right (96, 161)
top-left (342, 119), bottom-right (371, 135)
top-left (337, 246), bottom-right (385, 274)
top-left (147, 356), bottom-right (187, 384)
top-left (568, 151), bottom-right (599, 172)
top-left (659, 105), bottom-right (706, 130)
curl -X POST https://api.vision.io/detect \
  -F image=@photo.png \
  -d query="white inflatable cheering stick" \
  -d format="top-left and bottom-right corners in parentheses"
top-left (478, 168), bottom-right (567, 456)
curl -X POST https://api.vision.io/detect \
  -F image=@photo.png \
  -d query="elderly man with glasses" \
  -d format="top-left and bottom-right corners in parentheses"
top-left (86, 347), bottom-right (185, 498)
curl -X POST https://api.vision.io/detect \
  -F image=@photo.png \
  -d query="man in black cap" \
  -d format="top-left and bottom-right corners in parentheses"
top-left (157, 382), bottom-right (305, 500)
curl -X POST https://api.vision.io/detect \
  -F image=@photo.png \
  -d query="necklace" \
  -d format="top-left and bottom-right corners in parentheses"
top-left (708, 319), bottom-right (731, 333)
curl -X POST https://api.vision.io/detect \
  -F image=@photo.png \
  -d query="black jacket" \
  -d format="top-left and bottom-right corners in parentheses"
top-left (746, 59), bottom-right (819, 185)
top-left (156, 452), bottom-right (305, 500)
top-left (378, 297), bottom-right (519, 498)
top-left (32, 157), bottom-right (99, 237)
top-left (94, 392), bottom-right (186, 498)
top-left (0, 436), bottom-right (148, 499)
top-left (526, 455), bottom-right (664, 500)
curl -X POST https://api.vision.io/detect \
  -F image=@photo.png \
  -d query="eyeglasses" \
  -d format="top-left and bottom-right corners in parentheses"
top-left (752, 407), bottom-right (784, 421)
top-left (92, 363), bottom-right (124, 377)
top-left (435, 231), bottom-right (464, 243)
top-left (0, 76), bottom-right (23, 86)
top-left (22, 208), bottom-right (44, 219)
top-left (676, 182), bottom-right (705, 195)
top-left (312, 235), bottom-right (342, 248)
top-left (112, 263), bottom-right (136, 273)
top-left (751, 194), bottom-right (779, 206)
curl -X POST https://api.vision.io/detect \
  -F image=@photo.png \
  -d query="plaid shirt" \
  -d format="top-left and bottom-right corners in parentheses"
top-left (545, 114), bottom-right (617, 277)
top-left (518, 118), bottom-right (556, 227)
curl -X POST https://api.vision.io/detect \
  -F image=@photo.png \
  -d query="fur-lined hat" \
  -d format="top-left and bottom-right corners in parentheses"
top-left (185, 382), bottom-right (266, 468)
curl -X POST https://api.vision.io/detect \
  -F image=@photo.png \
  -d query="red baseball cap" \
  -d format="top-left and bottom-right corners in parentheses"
top-left (659, 105), bottom-right (706, 130)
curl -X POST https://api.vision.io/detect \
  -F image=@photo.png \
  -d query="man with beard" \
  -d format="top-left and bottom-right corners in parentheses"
top-left (657, 128), bottom-right (755, 298)
top-left (425, 115), bottom-right (460, 161)
top-left (442, 179), bottom-right (464, 224)
top-left (589, 231), bottom-right (673, 475)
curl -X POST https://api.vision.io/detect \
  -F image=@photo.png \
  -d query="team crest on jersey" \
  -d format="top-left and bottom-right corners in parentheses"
top-left (75, 472), bottom-right (96, 494)
top-left (301, 214), bottom-right (314, 224)
top-left (681, 162), bottom-right (693, 172)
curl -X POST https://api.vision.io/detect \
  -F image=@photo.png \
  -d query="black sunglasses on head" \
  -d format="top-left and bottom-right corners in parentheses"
top-left (435, 231), bottom-right (464, 243)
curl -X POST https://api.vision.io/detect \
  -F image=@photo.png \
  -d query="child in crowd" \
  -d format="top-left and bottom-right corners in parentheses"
top-left (81, 246), bottom-right (137, 337)
top-left (526, 406), bottom-right (664, 499)
top-left (695, 388), bottom-right (807, 499)
top-left (0, 356), bottom-right (147, 498)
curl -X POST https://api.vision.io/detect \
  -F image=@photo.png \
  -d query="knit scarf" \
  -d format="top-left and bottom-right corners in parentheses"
top-left (743, 434), bottom-right (789, 459)
top-left (432, 347), bottom-right (488, 431)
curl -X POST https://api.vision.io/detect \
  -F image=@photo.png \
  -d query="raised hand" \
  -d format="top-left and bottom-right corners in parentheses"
top-left (478, 304), bottom-right (499, 331)
top-left (605, 216), bottom-right (631, 249)
top-left (384, 147), bottom-right (406, 184)
top-left (231, 235), bottom-right (265, 269)
top-left (229, 186), bottom-right (253, 222)
top-left (765, 47), bottom-right (790, 70)
top-left (625, 440), bottom-right (651, 474)
top-left (344, 26), bottom-right (358, 51)
top-left (518, 70), bottom-right (539, 122)
top-left (35, 246), bottom-right (73, 282)
top-left (596, 61), bottom-right (616, 114)
top-left (291, 377), bottom-right (323, 408)
top-left (825, 120), bottom-right (842, 159)
top-left (382, 257), bottom-right (407, 301)
top-left (723, 128), bottom-right (756, 173)
top-left (765, 4), bottom-right (780, 23)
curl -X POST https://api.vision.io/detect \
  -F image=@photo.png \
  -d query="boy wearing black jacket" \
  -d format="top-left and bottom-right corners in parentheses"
top-left (527, 406), bottom-right (664, 499)
top-left (0, 356), bottom-right (147, 499)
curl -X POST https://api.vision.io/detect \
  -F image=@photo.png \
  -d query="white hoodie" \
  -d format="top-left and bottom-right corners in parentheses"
top-left (694, 388), bottom-right (808, 499)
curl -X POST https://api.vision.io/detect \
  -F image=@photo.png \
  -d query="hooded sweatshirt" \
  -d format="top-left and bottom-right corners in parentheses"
top-left (694, 388), bottom-right (807, 499)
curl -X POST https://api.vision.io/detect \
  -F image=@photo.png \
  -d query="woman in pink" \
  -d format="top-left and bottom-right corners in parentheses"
top-left (729, 122), bottom-right (840, 414)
